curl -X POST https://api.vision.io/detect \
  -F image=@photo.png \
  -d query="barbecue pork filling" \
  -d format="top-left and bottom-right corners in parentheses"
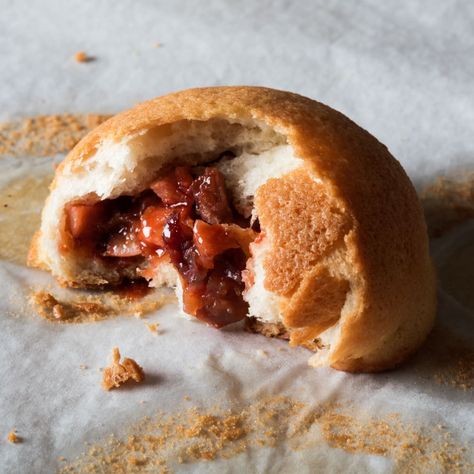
top-left (63, 165), bottom-right (257, 328)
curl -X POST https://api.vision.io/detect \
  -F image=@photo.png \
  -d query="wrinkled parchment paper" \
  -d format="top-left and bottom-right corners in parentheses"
top-left (1, 1), bottom-right (473, 472)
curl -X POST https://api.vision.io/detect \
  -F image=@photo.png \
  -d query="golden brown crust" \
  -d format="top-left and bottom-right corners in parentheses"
top-left (283, 267), bottom-right (350, 346)
top-left (35, 86), bottom-right (436, 372)
top-left (255, 168), bottom-right (351, 296)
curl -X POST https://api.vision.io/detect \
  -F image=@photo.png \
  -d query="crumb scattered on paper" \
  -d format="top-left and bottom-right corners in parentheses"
top-left (58, 396), bottom-right (472, 473)
top-left (421, 171), bottom-right (474, 238)
top-left (416, 325), bottom-right (474, 392)
top-left (434, 346), bottom-right (474, 391)
top-left (74, 51), bottom-right (93, 63)
top-left (153, 42), bottom-right (162, 48)
top-left (7, 430), bottom-right (21, 444)
top-left (0, 113), bottom-right (111, 158)
top-left (102, 347), bottom-right (145, 391)
top-left (30, 289), bottom-right (175, 324)
top-left (145, 323), bottom-right (159, 334)
top-left (31, 291), bottom-right (110, 323)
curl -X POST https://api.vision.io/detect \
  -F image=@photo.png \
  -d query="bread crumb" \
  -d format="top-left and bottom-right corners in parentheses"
top-left (31, 291), bottom-right (107, 322)
top-left (53, 303), bottom-right (66, 320)
top-left (30, 289), bottom-right (174, 324)
top-left (59, 395), bottom-right (473, 473)
top-left (184, 395), bottom-right (191, 401)
top-left (423, 325), bottom-right (474, 391)
top-left (421, 171), bottom-right (474, 237)
top-left (153, 42), bottom-right (162, 48)
top-left (434, 346), bottom-right (474, 391)
top-left (0, 113), bottom-right (111, 159)
top-left (127, 455), bottom-right (147, 466)
top-left (256, 349), bottom-right (268, 358)
top-left (7, 430), bottom-right (21, 444)
top-left (146, 323), bottom-right (159, 334)
top-left (102, 348), bottom-right (145, 391)
top-left (74, 51), bottom-right (93, 63)
top-left (79, 364), bottom-right (87, 370)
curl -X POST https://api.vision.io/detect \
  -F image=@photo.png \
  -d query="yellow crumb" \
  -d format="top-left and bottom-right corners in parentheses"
top-left (146, 323), bottom-right (159, 334)
top-left (102, 347), bottom-right (145, 391)
top-left (30, 289), bottom-right (173, 325)
top-left (74, 51), bottom-right (92, 63)
top-left (79, 364), bottom-right (87, 370)
top-left (7, 430), bottom-right (21, 444)
top-left (421, 172), bottom-right (474, 237)
top-left (52, 303), bottom-right (65, 319)
top-left (58, 395), bottom-right (473, 474)
top-left (127, 455), bottom-right (147, 466)
top-left (0, 113), bottom-right (111, 159)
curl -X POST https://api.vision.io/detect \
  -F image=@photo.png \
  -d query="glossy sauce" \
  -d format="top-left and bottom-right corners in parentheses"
top-left (65, 166), bottom-right (256, 327)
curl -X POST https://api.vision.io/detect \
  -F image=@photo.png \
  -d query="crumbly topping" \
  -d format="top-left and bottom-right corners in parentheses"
top-left (102, 348), bottom-right (145, 391)
top-left (0, 113), bottom-right (111, 158)
top-left (58, 396), bottom-right (472, 473)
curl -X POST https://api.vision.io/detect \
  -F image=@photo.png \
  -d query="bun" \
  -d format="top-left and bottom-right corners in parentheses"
top-left (29, 86), bottom-right (436, 372)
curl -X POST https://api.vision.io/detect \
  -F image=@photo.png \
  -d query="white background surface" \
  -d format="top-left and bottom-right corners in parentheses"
top-left (1, 1), bottom-right (473, 472)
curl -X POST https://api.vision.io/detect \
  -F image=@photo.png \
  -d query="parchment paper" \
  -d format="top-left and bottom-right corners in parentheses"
top-left (1, 1), bottom-right (473, 472)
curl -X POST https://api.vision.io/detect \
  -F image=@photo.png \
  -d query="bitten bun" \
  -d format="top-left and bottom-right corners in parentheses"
top-left (29, 86), bottom-right (436, 372)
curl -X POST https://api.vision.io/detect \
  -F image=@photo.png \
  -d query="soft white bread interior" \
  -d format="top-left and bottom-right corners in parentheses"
top-left (29, 87), bottom-right (436, 372)
top-left (34, 119), bottom-right (298, 285)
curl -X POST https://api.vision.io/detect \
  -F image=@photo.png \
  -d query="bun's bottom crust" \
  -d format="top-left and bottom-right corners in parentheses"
top-left (246, 316), bottom-right (432, 373)
top-left (245, 317), bottom-right (290, 340)
top-left (245, 317), bottom-right (326, 353)
top-left (329, 345), bottom-right (423, 373)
